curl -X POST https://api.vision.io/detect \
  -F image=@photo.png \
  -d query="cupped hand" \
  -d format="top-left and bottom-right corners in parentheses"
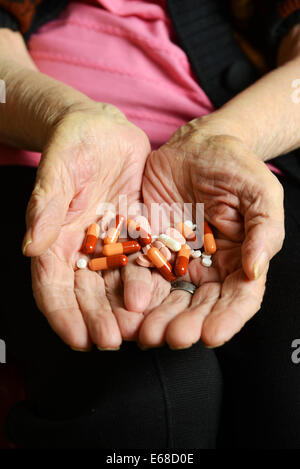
top-left (23, 103), bottom-right (150, 350)
top-left (139, 118), bottom-right (285, 349)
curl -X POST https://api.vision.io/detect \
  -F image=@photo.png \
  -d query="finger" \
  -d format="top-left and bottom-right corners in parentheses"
top-left (241, 172), bottom-right (284, 280)
top-left (23, 153), bottom-right (74, 257)
top-left (104, 269), bottom-right (145, 340)
top-left (121, 254), bottom-right (152, 313)
top-left (165, 282), bottom-right (221, 349)
top-left (201, 267), bottom-right (267, 347)
top-left (138, 289), bottom-right (192, 348)
top-left (75, 269), bottom-right (122, 350)
top-left (31, 253), bottom-right (91, 350)
top-left (143, 271), bottom-right (171, 314)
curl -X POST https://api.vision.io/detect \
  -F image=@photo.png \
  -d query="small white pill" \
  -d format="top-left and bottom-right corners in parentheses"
top-left (159, 234), bottom-right (181, 252)
top-left (184, 220), bottom-right (196, 230)
top-left (191, 249), bottom-right (201, 259)
top-left (201, 256), bottom-right (212, 267)
top-left (77, 258), bottom-right (87, 269)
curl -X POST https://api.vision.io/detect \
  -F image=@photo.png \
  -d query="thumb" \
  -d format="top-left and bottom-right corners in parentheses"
top-left (22, 153), bottom-right (74, 257)
top-left (241, 178), bottom-right (285, 281)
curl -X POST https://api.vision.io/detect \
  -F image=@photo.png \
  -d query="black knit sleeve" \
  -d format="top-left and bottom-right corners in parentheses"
top-left (0, 6), bottom-right (19, 32)
top-left (0, 1), bottom-right (69, 42)
top-left (266, 0), bottom-right (300, 45)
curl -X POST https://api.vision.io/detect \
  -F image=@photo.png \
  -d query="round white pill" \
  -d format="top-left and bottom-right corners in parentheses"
top-left (202, 253), bottom-right (212, 259)
top-left (184, 220), bottom-right (195, 230)
top-left (77, 258), bottom-right (87, 269)
top-left (201, 256), bottom-right (212, 267)
top-left (191, 249), bottom-right (202, 259)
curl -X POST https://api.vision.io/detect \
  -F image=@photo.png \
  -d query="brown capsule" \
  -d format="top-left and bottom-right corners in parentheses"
top-left (102, 240), bottom-right (141, 257)
top-left (174, 244), bottom-right (191, 277)
top-left (88, 254), bottom-right (128, 271)
top-left (146, 247), bottom-right (176, 282)
top-left (127, 219), bottom-right (152, 246)
top-left (203, 221), bottom-right (216, 254)
top-left (83, 223), bottom-right (100, 254)
top-left (104, 214), bottom-right (125, 244)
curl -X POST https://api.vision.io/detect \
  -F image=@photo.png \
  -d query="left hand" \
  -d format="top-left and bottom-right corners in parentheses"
top-left (135, 117), bottom-right (285, 349)
top-left (23, 103), bottom-right (151, 351)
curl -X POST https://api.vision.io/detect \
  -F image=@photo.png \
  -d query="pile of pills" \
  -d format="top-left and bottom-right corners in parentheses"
top-left (76, 213), bottom-right (216, 281)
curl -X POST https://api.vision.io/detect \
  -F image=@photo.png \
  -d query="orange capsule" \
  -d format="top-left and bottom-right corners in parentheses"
top-left (127, 219), bottom-right (152, 246)
top-left (203, 221), bottom-right (216, 254)
top-left (146, 247), bottom-right (176, 282)
top-left (83, 223), bottom-right (100, 254)
top-left (102, 240), bottom-right (141, 257)
top-left (174, 244), bottom-right (191, 277)
top-left (104, 214), bottom-right (125, 245)
top-left (175, 222), bottom-right (196, 242)
top-left (88, 254), bottom-right (128, 271)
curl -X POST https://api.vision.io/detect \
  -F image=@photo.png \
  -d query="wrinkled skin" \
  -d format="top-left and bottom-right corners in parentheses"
top-left (138, 120), bottom-right (285, 348)
top-left (24, 109), bottom-right (285, 351)
top-left (24, 103), bottom-right (151, 350)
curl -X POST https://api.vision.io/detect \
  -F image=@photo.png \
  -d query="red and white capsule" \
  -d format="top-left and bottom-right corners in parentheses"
top-left (146, 247), bottom-right (176, 282)
top-left (88, 254), bottom-right (128, 271)
top-left (102, 240), bottom-right (141, 257)
top-left (203, 221), bottom-right (216, 254)
top-left (104, 214), bottom-right (125, 245)
top-left (83, 223), bottom-right (100, 254)
top-left (174, 244), bottom-right (191, 277)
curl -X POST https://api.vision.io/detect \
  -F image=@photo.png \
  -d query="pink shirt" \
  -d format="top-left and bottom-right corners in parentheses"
top-left (0, 0), bottom-right (281, 175)
top-left (0, 0), bottom-right (213, 166)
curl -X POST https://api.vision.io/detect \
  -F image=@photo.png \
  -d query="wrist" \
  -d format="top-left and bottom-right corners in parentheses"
top-left (191, 111), bottom-right (261, 159)
top-left (0, 61), bottom-right (94, 151)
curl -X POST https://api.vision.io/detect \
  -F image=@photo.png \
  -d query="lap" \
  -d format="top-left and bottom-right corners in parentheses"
top-left (216, 173), bottom-right (300, 448)
top-left (2, 165), bottom-right (299, 449)
top-left (0, 166), bottom-right (222, 449)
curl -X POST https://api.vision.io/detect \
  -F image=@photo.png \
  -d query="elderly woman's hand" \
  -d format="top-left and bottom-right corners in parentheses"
top-left (138, 117), bottom-right (284, 349)
top-left (23, 103), bottom-right (150, 351)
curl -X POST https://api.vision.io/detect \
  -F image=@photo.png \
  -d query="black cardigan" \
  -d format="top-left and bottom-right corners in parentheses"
top-left (0, 0), bottom-right (299, 181)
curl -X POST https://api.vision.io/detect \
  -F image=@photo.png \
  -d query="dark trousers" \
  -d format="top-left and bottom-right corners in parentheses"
top-left (0, 165), bottom-right (299, 449)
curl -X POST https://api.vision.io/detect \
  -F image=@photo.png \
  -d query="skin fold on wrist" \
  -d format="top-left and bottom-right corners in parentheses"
top-left (190, 112), bottom-right (260, 159)
top-left (0, 59), bottom-right (95, 151)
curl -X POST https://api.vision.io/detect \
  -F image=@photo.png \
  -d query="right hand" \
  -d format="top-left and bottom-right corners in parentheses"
top-left (139, 119), bottom-right (285, 349)
top-left (23, 102), bottom-right (150, 351)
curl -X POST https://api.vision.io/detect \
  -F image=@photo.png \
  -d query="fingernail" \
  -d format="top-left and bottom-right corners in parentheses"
top-left (137, 343), bottom-right (150, 350)
top-left (205, 342), bottom-right (225, 349)
top-left (169, 343), bottom-right (193, 351)
top-left (97, 346), bottom-right (120, 351)
top-left (70, 347), bottom-right (91, 352)
top-left (254, 252), bottom-right (268, 280)
top-left (22, 238), bottom-right (32, 255)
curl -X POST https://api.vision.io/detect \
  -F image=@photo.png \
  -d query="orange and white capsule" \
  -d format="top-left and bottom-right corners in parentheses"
top-left (127, 219), bottom-right (152, 246)
top-left (175, 222), bottom-right (196, 242)
top-left (102, 240), bottom-right (141, 257)
top-left (174, 244), bottom-right (191, 277)
top-left (203, 221), bottom-right (216, 254)
top-left (104, 214), bottom-right (125, 244)
top-left (88, 254), bottom-right (128, 271)
top-left (83, 223), bottom-right (100, 254)
top-left (146, 247), bottom-right (176, 282)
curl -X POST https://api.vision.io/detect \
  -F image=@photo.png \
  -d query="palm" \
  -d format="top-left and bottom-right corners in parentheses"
top-left (137, 134), bottom-right (280, 349)
top-left (29, 107), bottom-right (150, 350)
